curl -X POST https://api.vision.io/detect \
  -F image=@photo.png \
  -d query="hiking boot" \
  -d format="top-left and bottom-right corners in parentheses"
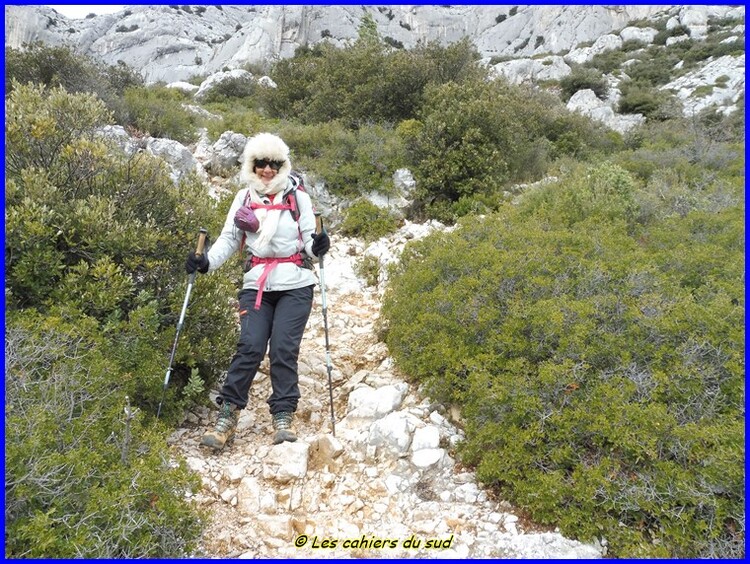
top-left (272, 411), bottom-right (297, 444)
top-left (201, 402), bottom-right (239, 450)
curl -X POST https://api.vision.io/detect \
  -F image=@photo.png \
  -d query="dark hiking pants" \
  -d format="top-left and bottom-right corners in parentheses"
top-left (218, 285), bottom-right (314, 414)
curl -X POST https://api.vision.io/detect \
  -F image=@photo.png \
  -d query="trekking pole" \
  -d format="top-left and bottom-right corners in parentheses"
top-left (157, 228), bottom-right (208, 419)
top-left (315, 212), bottom-right (336, 437)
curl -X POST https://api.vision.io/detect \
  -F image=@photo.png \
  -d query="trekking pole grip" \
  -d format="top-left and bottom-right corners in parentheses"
top-left (314, 212), bottom-right (324, 235)
top-left (195, 228), bottom-right (208, 256)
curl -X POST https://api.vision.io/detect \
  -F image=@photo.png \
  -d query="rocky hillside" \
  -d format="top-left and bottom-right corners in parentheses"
top-left (8, 5), bottom-right (743, 135)
top-left (172, 222), bottom-right (605, 558)
top-left (3, 4), bottom-right (727, 83)
top-left (5, 5), bottom-right (744, 558)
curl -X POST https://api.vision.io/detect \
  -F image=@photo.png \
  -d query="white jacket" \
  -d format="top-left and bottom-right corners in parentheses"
top-left (206, 179), bottom-right (317, 292)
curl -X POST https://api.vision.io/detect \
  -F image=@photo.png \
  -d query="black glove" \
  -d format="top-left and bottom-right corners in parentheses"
top-left (311, 231), bottom-right (330, 258)
top-left (185, 252), bottom-right (209, 274)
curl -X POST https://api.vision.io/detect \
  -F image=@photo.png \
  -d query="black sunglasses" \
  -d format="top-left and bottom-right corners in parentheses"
top-left (254, 158), bottom-right (283, 171)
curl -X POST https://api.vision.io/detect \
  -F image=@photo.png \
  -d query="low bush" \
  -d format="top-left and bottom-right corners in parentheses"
top-left (263, 36), bottom-right (483, 126)
top-left (276, 120), bottom-right (405, 197)
top-left (682, 38), bottom-right (745, 65)
top-left (354, 254), bottom-right (381, 287)
top-left (381, 158), bottom-right (744, 558)
top-left (559, 67), bottom-right (609, 102)
top-left (340, 199), bottom-right (401, 241)
top-left (122, 85), bottom-right (199, 143)
top-left (654, 24), bottom-right (690, 45)
top-left (198, 75), bottom-right (257, 104)
top-left (5, 42), bottom-right (144, 124)
top-left (4, 82), bottom-right (242, 557)
top-left (625, 54), bottom-right (680, 87)
top-left (617, 83), bottom-right (677, 119)
top-left (201, 100), bottom-right (267, 142)
top-left (5, 312), bottom-right (205, 557)
top-left (5, 82), bottom-right (236, 418)
top-left (406, 77), bottom-right (621, 220)
top-left (584, 47), bottom-right (628, 74)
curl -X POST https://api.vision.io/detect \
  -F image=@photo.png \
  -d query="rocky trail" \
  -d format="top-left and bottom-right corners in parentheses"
top-left (169, 225), bottom-right (604, 559)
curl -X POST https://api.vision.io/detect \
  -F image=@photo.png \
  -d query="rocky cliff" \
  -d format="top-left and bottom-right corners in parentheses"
top-left (6, 4), bottom-right (683, 84)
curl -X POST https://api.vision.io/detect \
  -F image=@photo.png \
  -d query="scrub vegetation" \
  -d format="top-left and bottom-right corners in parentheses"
top-left (5, 16), bottom-right (744, 557)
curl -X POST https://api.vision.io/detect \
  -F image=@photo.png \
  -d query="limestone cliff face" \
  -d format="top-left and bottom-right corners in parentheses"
top-left (5, 5), bottom-right (677, 83)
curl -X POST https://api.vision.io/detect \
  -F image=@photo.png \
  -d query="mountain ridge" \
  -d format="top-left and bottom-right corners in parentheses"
top-left (5, 4), bottom-right (695, 83)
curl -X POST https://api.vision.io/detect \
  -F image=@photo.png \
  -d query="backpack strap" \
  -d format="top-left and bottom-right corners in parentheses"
top-left (238, 178), bottom-right (311, 299)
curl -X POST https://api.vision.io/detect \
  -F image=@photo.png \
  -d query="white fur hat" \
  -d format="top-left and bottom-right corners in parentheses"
top-left (239, 132), bottom-right (292, 185)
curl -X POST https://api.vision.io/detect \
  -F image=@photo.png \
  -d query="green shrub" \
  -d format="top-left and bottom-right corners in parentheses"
top-left (5, 309), bottom-right (205, 557)
top-left (654, 24), bottom-right (690, 45)
top-left (621, 38), bottom-right (647, 52)
top-left (682, 39), bottom-right (745, 64)
top-left (354, 254), bottom-right (381, 287)
top-left (518, 161), bottom-right (639, 228)
top-left (407, 78), bottom-right (532, 205)
top-left (382, 193), bottom-right (744, 557)
top-left (559, 66), bottom-right (609, 102)
top-left (5, 42), bottom-right (144, 125)
top-left (625, 55), bottom-right (678, 87)
top-left (202, 100), bottom-right (267, 141)
top-left (584, 47), bottom-right (628, 74)
top-left (407, 78), bottom-right (619, 219)
top-left (5, 82), bottom-right (236, 416)
top-left (123, 85), bottom-right (199, 143)
top-left (4, 79), bottom-right (260, 557)
top-left (691, 84), bottom-right (714, 98)
top-left (276, 120), bottom-right (405, 197)
top-left (714, 74), bottom-right (730, 87)
top-left (617, 83), bottom-right (676, 119)
top-left (340, 199), bottom-right (401, 241)
top-left (263, 37), bottom-right (483, 125)
top-left (199, 75), bottom-right (257, 104)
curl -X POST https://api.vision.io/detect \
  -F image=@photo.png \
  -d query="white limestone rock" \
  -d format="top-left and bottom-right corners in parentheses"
top-left (367, 411), bottom-right (419, 456)
top-left (411, 425), bottom-right (441, 451)
top-left (490, 56), bottom-right (571, 85)
top-left (166, 80), bottom-right (199, 94)
top-left (206, 131), bottom-right (248, 177)
top-left (346, 383), bottom-right (408, 420)
top-left (262, 442), bottom-right (310, 483)
top-left (567, 89), bottom-right (645, 134)
top-left (308, 433), bottom-right (345, 470)
top-left (411, 448), bottom-right (446, 469)
top-left (619, 26), bottom-right (657, 45)
top-left (660, 54), bottom-right (745, 117)
top-left (6, 5), bottom-right (694, 84)
top-left (565, 34), bottom-right (623, 65)
top-left (95, 125), bottom-right (140, 156)
top-left (146, 137), bottom-right (204, 183)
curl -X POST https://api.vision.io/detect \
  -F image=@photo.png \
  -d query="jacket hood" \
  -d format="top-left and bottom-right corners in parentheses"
top-left (239, 132), bottom-right (292, 195)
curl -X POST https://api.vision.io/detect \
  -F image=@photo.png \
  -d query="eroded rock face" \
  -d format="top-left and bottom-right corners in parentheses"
top-left (6, 5), bottom-right (680, 84)
top-left (6, 5), bottom-right (744, 126)
top-left (661, 54), bottom-right (746, 117)
top-left (168, 222), bottom-right (605, 559)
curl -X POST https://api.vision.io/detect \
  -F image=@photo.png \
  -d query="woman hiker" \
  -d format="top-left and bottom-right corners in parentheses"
top-left (185, 132), bottom-right (330, 450)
